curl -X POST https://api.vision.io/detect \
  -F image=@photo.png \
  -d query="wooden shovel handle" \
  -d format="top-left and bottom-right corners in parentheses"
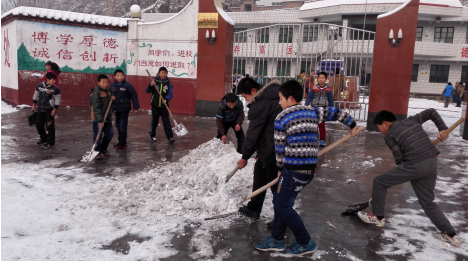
top-left (145, 69), bottom-right (176, 124)
top-left (225, 165), bottom-right (240, 183)
top-left (92, 98), bottom-right (113, 147)
top-left (432, 118), bottom-right (464, 146)
top-left (239, 126), bottom-right (366, 204)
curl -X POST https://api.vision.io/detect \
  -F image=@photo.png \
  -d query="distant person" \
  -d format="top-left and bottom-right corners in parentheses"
top-left (109, 69), bottom-right (140, 150)
top-left (234, 74), bottom-right (245, 93)
top-left (305, 72), bottom-right (334, 147)
top-left (216, 93), bottom-right (245, 153)
top-left (232, 72), bottom-right (238, 93)
top-left (359, 109), bottom-right (463, 247)
top-left (258, 75), bottom-right (263, 85)
top-left (146, 66), bottom-right (175, 143)
top-left (332, 68), bottom-right (345, 105)
top-left (42, 61), bottom-right (61, 86)
top-left (31, 72), bottom-right (61, 148)
top-left (90, 74), bottom-right (114, 160)
top-left (305, 70), bottom-right (316, 97)
top-left (441, 82), bottom-right (454, 108)
top-left (298, 70), bottom-right (306, 90)
top-left (454, 81), bottom-right (464, 107)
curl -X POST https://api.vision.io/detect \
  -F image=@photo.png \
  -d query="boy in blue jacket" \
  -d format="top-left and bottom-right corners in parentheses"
top-left (441, 82), bottom-right (454, 108)
top-left (146, 67), bottom-right (175, 143)
top-left (110, 69), bottom-right (140, 150)
top-left (253, 80), bottom-right (358, 256)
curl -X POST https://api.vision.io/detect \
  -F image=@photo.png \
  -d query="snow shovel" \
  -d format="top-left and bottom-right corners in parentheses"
top-left (225, 165), bottom-right (240, 183)
top-left (146, 70), bottom-right (188, 137)
top-left (238, 126), bottom-right (365, 204)
top-left (80, 99), bottom-right (113, 162)
top-left (341, 118), bottom-right (464, 215)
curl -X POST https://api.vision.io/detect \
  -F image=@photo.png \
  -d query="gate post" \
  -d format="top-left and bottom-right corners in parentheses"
top-left (366, 0), bottom-right (419, 131)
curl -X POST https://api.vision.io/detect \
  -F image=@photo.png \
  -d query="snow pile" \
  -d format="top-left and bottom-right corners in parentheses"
top-left (1, 101), bottom-right (18, 114)
top-left (99, 138), bottom-right (273, 220)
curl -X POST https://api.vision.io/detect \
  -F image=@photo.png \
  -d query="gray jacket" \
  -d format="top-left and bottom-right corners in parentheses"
top-left (33, 82), bottom-right (61, 112)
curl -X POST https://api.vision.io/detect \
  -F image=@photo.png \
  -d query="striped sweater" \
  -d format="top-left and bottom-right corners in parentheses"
top-left (385, 108), bottom-right (447, 165)
top-left (274, 104), bottom-right (356, 171)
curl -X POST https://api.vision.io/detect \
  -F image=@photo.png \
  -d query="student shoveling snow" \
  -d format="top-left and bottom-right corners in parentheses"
top-left (99, 138), bottom-right (273, 220)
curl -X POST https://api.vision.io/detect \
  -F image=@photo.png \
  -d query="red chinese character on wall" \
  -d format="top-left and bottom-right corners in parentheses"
top-left (56, 34), bottom-right (74, 45)
top-left (56, 49), bottom-right (73, 60)
top-left (103, 53), bottom-right (118, 63)
top-left (32, 48), bottom-right (50, 58)
top-left (170, 61), bottom-right (178, 68)
top-left (462, 47), bottom-right (468, 58)
top-left (163, 50), bottom-right (170, 56)
top-left (178, 50), bottom-right (186, 57)
top-left (156, 50), bottom-right (162, 56)
top-left (164, 61), bottom-right (169, 67)
top-left (260, 45), bottom-right (265, 54)
top-left (32, 32), bottom-right (49, 43)
top-left (286, 46), bottom-right (292, 55)
top-left (140, 60), bottom-right (148, 66)
top-left (80, 51), bottom-right (96, 61)
top-left (234, 45), bottom-right (240, 54)
top-left (186, 51), bottom-right (193, 57)
top-left (149, 50), bottom-right (155, 56)
top-left (80, 36), bottom-right (97, 47)
top-left (178, 62), bottom-right (185, 69)
top-left (4, 29), bottom-right (10, 67)
top-left (148, 60), bottom-right (154, 67)
top-left (103, 38), bottom-right (118, 49)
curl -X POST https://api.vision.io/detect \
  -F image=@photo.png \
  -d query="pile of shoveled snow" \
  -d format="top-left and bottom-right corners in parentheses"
top-left (99, 138), bottom-right (274, 221)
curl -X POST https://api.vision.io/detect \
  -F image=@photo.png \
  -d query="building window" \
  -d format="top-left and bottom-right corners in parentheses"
top-left (300, 61), bottom-right (312, 73)
top-left (429, 65), bottom-right (450, 83)
top-left (466, 28), bottom-right (468, 44)
top-left (255, 60), bottom-right (268, 76)
top-left (461, 65), bottom-right (468, 83)
top-left (279, 26), bottom-right (293, 43)
top-left (416, 27), bottom-right (423, 41)
top-left (277, 61), bottom-right (291, 76)
top-left (256, 28), bottom-right (269, 43)
top-left (272, 2), bottom-right (284, 6)
top-left (303, 26), bottom-right (318, 42)
top-left (234, 28), bottom-right (247, 43)
top-left (233, 59), bottom-right (246, 76)
top-left (434, 27), bottom-right (453, 43)
top-left (244, 4), bottom-right (252, 11)
top-left (411, 64), bottom-right (419, 82)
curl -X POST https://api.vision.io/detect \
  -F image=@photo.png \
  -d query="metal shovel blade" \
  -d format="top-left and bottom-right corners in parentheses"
top-left (80, 145), bottom-right (100, 162)
top-left (341, 200), bottom-right (371, 215)
top-left (172, 121), bottom-right (188, 137)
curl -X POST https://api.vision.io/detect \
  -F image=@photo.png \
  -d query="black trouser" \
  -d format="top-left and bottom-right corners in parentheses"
top-left (216, 121), bottom-right (245, 153)
top-left (115, 111), bottom-right (129, 145)
top-left (36, 109), bottom-right (55, 145)
top-left (456, 95), bottom-right (462, 107)
top-left (149, 106), bottom-right (173, 139)
top-left (247, 159), bottom-right (278, 214)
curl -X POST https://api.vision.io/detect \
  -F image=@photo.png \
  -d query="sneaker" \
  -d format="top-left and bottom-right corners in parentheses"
top-left (168, 137), bottom-right (175, 143)
top-left (358, 211), bottom-right (385, 227)
top-left (433, 233), bottom-right (463, 246)
top-left (113, 143), bottom-right (121, 149)
top-left (101, 150), bottom-right (110, 156)
top-left (238, 206), bottom-right (260, 220)
top-left (119, 144), bottom-right (127, 150)
top-left (266, 221), bottom-right (274, 229)
top-left (285, 239), bottom-right (318, 256)
top-left (42, 143), bottom-right (54, 148)
top-left (319, 140), bottom-right (326, 147)
top-left (37, 140), bottom-right (47, 146)
top-left (253, 236), bottom-right (285, 252)
top-left (151, 137), bottom-right (157, 142)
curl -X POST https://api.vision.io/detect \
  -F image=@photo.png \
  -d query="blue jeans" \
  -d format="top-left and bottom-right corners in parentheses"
top-left (271, 168), bottom-right (315, 245)
top-left (92, 122), bottom-right (114, 152)
top-left (114, 111), bottom-right (129, 145)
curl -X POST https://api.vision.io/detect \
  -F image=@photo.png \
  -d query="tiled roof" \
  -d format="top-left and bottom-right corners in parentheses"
top-left (300, 0), bottom-right (463, 11)
top-left (1, 6), bottom-right (128, 27)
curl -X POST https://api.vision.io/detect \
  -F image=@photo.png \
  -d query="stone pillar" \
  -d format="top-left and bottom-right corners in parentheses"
top-left (366, 0), bottom-right (419, 131)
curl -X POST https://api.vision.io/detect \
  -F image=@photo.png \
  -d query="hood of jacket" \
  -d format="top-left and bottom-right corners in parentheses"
top-left (90, 85), bottom-right (108, 95)
top-left (155, 76), bottom-right (169, 84)
top-left (248, 79), bottom-right (281, 104)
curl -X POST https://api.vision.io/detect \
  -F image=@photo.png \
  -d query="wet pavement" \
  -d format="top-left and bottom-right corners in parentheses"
top-left (1, 106), bottom-right (468, 260)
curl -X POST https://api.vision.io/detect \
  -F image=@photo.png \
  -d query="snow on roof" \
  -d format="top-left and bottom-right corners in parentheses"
top-left (300, 0), bottom-right (463, 11)
top-left (1, 6), bottom-right (128, 27)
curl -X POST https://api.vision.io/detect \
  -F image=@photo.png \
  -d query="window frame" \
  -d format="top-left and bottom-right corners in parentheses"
top-left (434, 27), bottom-right (454, 44)
top-left (429, 64), bottom-right (450, 83)
top-left (256, 28), bottom-right (269, 43)
top-left (461, 65), bottom-right (468, 84)
top-left (411, 64), bottom-right (419, 82)
top-left (234, 28), bottom-right (247, 43)
top-left (277, 60), bottom-right (291, 76)
top-left (233, 59), bottom-right (246, 76)
top-left (416, 27), bottom-right (423, 42)
top-left (303, 26), bottom-right (318, 42)
top-left (278, 26), bottom-right (293, 43)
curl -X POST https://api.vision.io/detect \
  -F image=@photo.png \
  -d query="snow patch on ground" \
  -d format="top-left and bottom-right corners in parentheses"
top-left (2, 101), bottom-right (18, 114)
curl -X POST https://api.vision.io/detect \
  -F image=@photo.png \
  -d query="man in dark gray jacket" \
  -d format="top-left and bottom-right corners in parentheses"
top-left (236, 78), bottom-right (282, 220)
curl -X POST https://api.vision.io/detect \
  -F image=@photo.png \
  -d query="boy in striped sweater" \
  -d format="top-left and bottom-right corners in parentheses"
top-left (358, 109), bottom-right (463, 247)
top-left (253, 80), bottom-right (359, 256)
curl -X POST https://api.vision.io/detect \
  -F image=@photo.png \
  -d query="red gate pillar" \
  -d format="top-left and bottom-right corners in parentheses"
top-left (367, 0), bottom-right (419, 131)
top-left (196, 0), bottom-right (234, 116)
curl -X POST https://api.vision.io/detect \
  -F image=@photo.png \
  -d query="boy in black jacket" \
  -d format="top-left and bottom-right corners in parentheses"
top-left (146, 67), bottom-right (175, 143)
top-left (236, 77), bottom-right (282, 220)
top-left (216, 93), bottom-right (245, 153)
top-left (31, 72), bottom-right (61, 147)
top-left (110, 69), bottom-right (140, 150)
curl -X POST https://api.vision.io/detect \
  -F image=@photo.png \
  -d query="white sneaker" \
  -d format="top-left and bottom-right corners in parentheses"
top-left (358, 211), bottom-right (385, 227)
top-left (433, 233), bottom-right (463, 246)
top-left (151, 137), bottom-right (157, 142)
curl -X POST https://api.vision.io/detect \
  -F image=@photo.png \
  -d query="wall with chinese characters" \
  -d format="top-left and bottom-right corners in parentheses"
top-left (16, 20), bottom-right (127, 74)
top-left (2, 20), bottom-right (19, 91)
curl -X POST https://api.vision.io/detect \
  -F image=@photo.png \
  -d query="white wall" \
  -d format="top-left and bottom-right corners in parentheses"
top-left (126, 0), bottom-right (198, 78)
top-left (1, 21), bottom-right (18, 90)
top-left (410, 62), bottom-right (466, 94)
